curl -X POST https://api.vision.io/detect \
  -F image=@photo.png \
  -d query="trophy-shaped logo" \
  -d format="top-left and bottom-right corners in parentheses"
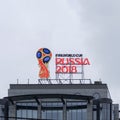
top-left (36, 48), bottom-right (52, 79)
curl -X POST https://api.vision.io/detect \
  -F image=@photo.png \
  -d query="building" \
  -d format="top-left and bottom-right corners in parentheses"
top-left (0, 50), bottom-right (119, 120)
top-left (0, 80), bottom-right (119, 120)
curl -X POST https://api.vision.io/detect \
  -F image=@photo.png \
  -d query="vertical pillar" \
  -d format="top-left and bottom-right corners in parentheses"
top-left (9, 105), bottom-right (16, 120)
top-left (87, 100), bottom-right (93, 120)
top-left (63, 100), bottom-right (67, 120)
top-left (114, 104), bottom-right (119, 120)
top-left (110, 103), bottom-right (112, 120)
top-left (4, 101), bottom-right (9, 120)
top-left (96, 103), bottom-right (100, 120)
top-left (37, 104), bottom-right (42, 119)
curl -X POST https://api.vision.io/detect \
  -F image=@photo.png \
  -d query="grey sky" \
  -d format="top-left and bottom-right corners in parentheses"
top-left (0, 0), bottom-right (120, 104)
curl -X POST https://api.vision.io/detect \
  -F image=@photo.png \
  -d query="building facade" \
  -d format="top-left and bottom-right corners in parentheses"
top-left (0, 80), bottom-right (119, 120)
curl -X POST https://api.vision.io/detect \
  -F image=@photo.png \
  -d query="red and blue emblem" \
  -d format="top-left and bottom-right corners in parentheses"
top-left (36, 48), bottom-right (52, 79)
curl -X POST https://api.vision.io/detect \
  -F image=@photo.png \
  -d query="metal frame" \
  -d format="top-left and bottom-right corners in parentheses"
top-left (4, 94), bottom-right (93, 103)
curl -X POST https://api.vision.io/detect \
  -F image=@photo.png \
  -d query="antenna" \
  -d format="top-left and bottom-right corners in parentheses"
top-left (17, 79), bottom-right (19, 84)
top-left (28, 79), bottom-right (30, 84)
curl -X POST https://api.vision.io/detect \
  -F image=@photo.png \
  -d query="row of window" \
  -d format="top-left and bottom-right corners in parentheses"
top-left (16, 101), bottom-right (111, 120)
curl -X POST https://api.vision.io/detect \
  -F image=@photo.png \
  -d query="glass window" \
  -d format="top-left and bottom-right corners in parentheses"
top-left (67, 101), bottom-right (87, 120)
top-left (41, 102), bottom-right (63, 120)
top-left (100, 103), bottom-right (110, 120)
top-left (16, 102), bottom-right (37, 120)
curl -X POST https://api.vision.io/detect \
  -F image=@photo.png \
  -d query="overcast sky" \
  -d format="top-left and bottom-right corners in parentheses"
top-left (0, 0), bottom-right (120, 104)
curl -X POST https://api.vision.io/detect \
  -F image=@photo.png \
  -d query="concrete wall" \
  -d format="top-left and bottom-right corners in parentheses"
top-left (8, 83), bottom-right (109, 99)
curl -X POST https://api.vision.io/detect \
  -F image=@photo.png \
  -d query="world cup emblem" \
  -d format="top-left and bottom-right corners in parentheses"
top-left (36, 48), bottom-right (52, 79)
